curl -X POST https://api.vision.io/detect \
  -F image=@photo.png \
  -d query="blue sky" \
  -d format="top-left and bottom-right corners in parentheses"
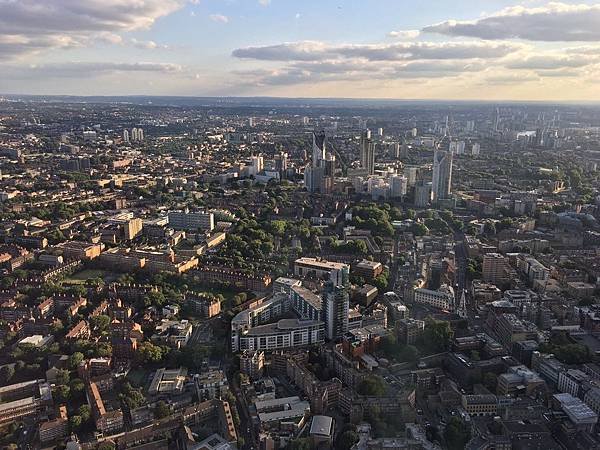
top-left (2, 1), bottom-right (600, 100)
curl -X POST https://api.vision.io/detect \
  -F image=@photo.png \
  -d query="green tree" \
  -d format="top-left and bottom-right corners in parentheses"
top-left (70, 378), bottom-right (85, 394)
top-left (419, 319), bottom-right (453, 354)
top-left (356, 375), bottom-right (386, 396)
top-left (336, 431), bottom-right (359, 450)
top-left (98, 443), bottom-right (116, 450)
top-left (56, 369), bottom-right (70, 385)
top-left (444, 417), bottom-right (471, 450)
top-left (483, 373), bottom-right (498, 392)
top-left (69, 415), bottom-right (82, 431)
top-left (154, 400), bottom-right (171, 419)
top-left (55, 385), bottom-right (70, 402)
top-left (0, 365), bottom-right (15, 384)
top-left (90, 315), bottom-right (111, 333)
top-left (78, 404), bottom-right (91, 423)
top-left (69, 352), bottom-right (85, 370)
top-left (288, 438), bottom-right (311, 450)
top-left (135, 341), bottom-right (164, 364)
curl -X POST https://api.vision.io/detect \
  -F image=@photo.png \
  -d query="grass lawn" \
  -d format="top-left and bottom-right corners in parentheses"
top-left (127, 368), bottom-right (148, 388)
top-left (63, 269), bottom-right (121, 285)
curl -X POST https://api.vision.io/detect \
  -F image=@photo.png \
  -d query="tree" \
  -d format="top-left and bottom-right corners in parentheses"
top-left (483, 373), bottom-right (498, 392)
top-left (136, 341), bottom-right (164, 364)
top-left (288, 438), bottom-right (311, 450)
top-left (356, 375), bottom-right (386, 396)
top-left (90, 315), bottom-right (111, 333)
top-left (154, 401), bottom-right (171, 419)
top-left (69, 352), bottom-right (85, 370)
top-left (119, 382), bottom-right (146, 410)
top-left (70, 378), bottom-right (85, 394)
top-left (444, 417), bottom-right (471, 450)
top-left (98, 444), bottom-right (116, 450)
top-left (0, 365), bottom-right (15, 384)
top-left (55, 385), bottom-right (70, 402)
top-left (56, 369), bottom-right (70, 385)
top-left (409, 223), bottom-right (428, 236)
top-left (69, 415), bottom-right (82, 431)
top-left (143, 290), bottom-right (166, 308)
top-left (336, 431), bottom-right (359, 450)
top-left (78, 404), bottom-right (91, 423)
top-left (419, 319), bottom-right (452, 354)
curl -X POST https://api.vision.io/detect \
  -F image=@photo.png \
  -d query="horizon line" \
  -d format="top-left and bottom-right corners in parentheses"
top-left (3, 93), bottom-right (600, 106)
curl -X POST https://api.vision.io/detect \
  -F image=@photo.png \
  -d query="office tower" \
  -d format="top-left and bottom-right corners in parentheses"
top-left (250, 155), bottom-right (264, 176)
top-left (390, 175), bottom-right (408, 198)
top-left (322, 266), bottom-right (350, 341)
top-left (312, 131), bottom-right (326, 163)
top-left (414, 180), bottom-right (431, 207)
top-left (123, 129), bottom-right (129, 143)
top-left (168, 209), bottom-right (215, 232)
top-left (405, 167), bottom-right (418, 186)
top-left (305, 131), bottom-right (334, 194)
top-left (483, 253), bottom-right (508, 286)
top-left (360, 130), bottom-right (375, 175)
top-left (471, 143), bottom-right (481, 156)
top-left (431, 150), bottom-right (453, 203)
top-left (393, 143), bottom-right (401, 158)
top-left (377, 127), bottom-right (384, 137)
top-left (302, 116), bottom-right (309, 126)
top-left (494, 108), bottom-right (500, 132)
top-left (131, 128), bottom-right (139, 142)
top-left (138, 128), bottom-right (144, 141)
top-left (124, 218), bottom-right (143, 240)
top-left (248, 117), bottom-right (254, 127)
top-left (274, 152), bottom-right (288, 178)
top-left (411, 127), bottom-right (418, 137)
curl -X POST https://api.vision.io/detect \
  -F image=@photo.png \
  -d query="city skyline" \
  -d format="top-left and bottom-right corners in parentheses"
top-left (3, 0), bottom-right (600, 101)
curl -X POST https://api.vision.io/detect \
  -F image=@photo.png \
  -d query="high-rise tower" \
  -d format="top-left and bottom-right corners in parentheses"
top-left (322, 266), bottom-right (350, 341)
top-left (431, 150), bottom-right (453, 203)
top-left (360, 130), bottom-right (375, 175)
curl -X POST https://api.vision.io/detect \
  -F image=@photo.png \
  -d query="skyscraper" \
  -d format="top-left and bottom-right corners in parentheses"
top-left (274, 151), bottom-right (288, 178)
top-left (123, 129), bottom-right (129, 143)
top-left (431, 150), bottom-right (453, 203)
top-left (360, 130), bottom-right (375, 175)
top-left (305, 131), bottom-right (335, 195)
top-left (312, 131), bottom-right (326, 163)
top-left (322, 266), bottom-right (350, 341)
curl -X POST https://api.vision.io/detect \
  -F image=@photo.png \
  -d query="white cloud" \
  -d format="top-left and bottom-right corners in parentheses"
top-left (423, 2), bottom-right (600, 42)
top-left (388, 30), bottom-right (420, 40)
top-left (504, 54), bottom-right (594, 70)
top-left (0, 0), bottom-right (184, 58)
top-left (232, 40), bottom-right (520, 62)
top-left (130, 38), bottom-right (169, 50)
top-left (210, 14), bottom-right (229, 24)
top-left (2, 61), bottom-right (183, 79)
top-left (258, 0), bottom-right (271, 5)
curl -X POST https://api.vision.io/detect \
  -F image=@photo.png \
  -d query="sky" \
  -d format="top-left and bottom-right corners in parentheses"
top-left (2, 0), bottom-right (600, 101)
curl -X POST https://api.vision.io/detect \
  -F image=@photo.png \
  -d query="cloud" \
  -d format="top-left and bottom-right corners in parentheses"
top-left (0, 0), bottom-right (184, 58)
top-left (482, 73), bottom-right (540, 85)
top-left (504, 54), bottom-right (593, 70)
top-left (423, 2), bottom-right (600, 42)
top-left (210, 14), bottom-right (229, 23)
top-left (2, 61), bottom-right (183, 79)
top-left (258, 0), bottom-right (271, 5)
top-left (388, 30), bottom-right (420, 40)
top-left (235, 57), bottom-right (487, 87)
top-left (232, 40), bottom-right (520, 62)
top-left (130, 38), bottom-right (169, 50)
